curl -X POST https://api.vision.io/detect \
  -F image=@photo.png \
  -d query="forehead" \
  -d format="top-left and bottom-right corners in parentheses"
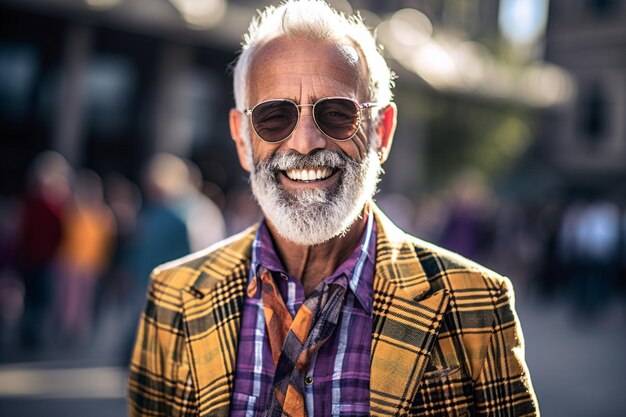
top-left (248, 36), bottom-right (365, 104)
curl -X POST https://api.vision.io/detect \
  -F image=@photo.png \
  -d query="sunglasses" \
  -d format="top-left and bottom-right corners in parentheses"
top-left (243, 97), bottom-right (378, 143)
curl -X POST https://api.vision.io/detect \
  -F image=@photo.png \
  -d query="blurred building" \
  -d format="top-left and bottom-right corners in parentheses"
top-left (1, 0), bottom-right (572, 201)
top-left (543, 0), bottom-right (626, 193)
top-left (0, 0), bottom-right (251, 197)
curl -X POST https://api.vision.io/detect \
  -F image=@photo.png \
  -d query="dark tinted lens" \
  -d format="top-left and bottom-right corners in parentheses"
top-left (314, 98), bottom-right (360, 140)
top-left (251, 100), bottom-right (298, 142)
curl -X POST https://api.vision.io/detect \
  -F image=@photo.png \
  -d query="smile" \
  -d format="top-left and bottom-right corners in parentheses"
top-left (283, 167), bottom-right (335, 182)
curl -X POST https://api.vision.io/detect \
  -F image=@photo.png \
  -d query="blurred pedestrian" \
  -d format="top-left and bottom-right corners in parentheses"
top-left (440, 169), bottom-right (494, 262)
top-left (101, 174), bottom-right (142, 308)
top-left (54, 169), bottom-right (115, 345)
top-left (534, 200), bottom-right (567, 298)
top-left (131, 154), bottom-right (192, 289)
top-left (571, 200), bottom-right (621, 316)
top-left (182, 159), bottom-right (226, 252)
top-left (0, 198), bottom-right (23, 337)
top-left (15, 151), bottom-right (72, 348)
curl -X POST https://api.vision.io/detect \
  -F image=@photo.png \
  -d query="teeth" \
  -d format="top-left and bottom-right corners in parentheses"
top-left (285, 168), bottom-right (332, 181)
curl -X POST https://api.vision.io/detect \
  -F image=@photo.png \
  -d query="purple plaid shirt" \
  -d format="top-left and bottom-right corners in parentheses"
top-left (230, 213), bottom-right (376, 416)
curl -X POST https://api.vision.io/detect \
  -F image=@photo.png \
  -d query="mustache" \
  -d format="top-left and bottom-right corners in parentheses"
top-left (256, 149), bottom-right (349, 172)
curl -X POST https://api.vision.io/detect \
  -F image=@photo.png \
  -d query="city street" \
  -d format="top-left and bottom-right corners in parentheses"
top-left (1, 0), bottom-right (625, 416)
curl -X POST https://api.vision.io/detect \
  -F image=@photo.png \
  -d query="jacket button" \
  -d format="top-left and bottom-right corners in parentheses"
top-left (304, 376), bottom-right (313, 385)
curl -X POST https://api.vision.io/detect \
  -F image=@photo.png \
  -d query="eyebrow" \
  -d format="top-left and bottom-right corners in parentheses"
top-left (279, 96), bottom-right (318, 105)
top-left (304, 95), bottom-right (357, 104)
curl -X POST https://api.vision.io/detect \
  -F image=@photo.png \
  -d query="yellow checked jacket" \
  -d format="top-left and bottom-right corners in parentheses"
top-left (128, 208), bottom-right (539, 417)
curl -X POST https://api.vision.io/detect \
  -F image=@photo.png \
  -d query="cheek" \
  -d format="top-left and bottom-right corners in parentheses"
top-left (251, 140), bottom-right (277, 166)
top-left (349, 128), bottom-right (370, 160)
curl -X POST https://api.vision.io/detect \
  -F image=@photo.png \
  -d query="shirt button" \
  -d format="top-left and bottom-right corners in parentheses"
top-left (304, 376), bottom-right (313, 385)
top-left (280, 273), bottom-right (289, 281)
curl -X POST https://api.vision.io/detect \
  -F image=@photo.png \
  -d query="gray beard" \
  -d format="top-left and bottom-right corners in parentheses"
top-left (249, 147), bottom-right (381, 246)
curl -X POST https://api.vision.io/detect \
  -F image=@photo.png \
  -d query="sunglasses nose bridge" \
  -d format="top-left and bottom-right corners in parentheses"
top-left (284, 103), bottom-right (328, 153)
top-left (293, 103), bottom-right (317, 129)
top-left (296, 103), bottom-right (315, 118)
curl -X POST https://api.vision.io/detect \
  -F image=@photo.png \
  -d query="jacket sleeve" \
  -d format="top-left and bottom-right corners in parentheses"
top-left (474, 277), bottom-right (540, 416)
top-left (128, 273), bottom-right (196, 417)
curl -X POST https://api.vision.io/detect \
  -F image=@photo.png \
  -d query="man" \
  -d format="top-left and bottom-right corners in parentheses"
top-left (128, 1), bottom-right (539, 416)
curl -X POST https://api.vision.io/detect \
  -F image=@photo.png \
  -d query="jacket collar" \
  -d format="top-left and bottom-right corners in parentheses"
top-left (187, 225), bottom-right (258, 297)
top-left (371, 206), bottom-right (431, 300)
top-left (185, 203), bottom-right (431, 298)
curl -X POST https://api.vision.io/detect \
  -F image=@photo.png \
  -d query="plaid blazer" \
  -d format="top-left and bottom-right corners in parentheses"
top-left (128, 208), bottom-right (539, 417)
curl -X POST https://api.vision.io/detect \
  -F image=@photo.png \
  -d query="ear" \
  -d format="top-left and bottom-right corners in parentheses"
top-left (374, 103), bottom-right (397, 164)
top-left (229, 108), bottom-right (251, 172)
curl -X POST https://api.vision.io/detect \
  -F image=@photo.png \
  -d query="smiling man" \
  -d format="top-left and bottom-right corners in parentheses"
top-left (128, 1), bottom-right (539, 416)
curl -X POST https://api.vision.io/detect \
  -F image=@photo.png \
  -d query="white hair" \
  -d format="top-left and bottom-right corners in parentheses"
top-left (232, 0), bottom-right (394, 111)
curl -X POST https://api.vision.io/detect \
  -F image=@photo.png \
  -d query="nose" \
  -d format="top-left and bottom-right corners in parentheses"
top-left (285, 107), bottom-right (327, 155)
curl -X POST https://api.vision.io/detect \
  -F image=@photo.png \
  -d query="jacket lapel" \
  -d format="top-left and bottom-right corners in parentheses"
top-left (370, 209), bottom-right (451, 416)
top-left (180, 227), bottom-right (257, 417)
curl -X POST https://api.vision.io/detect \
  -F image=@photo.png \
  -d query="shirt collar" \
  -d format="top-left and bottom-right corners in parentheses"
top-left (250, 208), bottom-right (376, 314)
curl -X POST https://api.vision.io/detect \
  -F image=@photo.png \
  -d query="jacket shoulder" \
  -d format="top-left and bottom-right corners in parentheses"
top-left (407, 235), bottom-right (508, 293)
top-left (148, 225), bottom-right (257, 293)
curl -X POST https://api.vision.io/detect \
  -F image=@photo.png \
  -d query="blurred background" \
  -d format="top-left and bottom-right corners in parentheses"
top-left (0, 0), bottom-right (624, 416)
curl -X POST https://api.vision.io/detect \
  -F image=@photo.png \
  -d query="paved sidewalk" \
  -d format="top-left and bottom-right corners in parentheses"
top-left (518, 296), bottom-right (626, 417)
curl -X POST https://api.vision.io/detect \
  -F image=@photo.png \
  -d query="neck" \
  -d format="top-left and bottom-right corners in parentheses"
top-left (266, 210), bottom-right (368, 296)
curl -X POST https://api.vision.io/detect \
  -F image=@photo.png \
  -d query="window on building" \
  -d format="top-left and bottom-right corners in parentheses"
top-left (579, 82), bottom-right (609, 144)
top-left (84, 55), bottom-right (136, 139)
top-left (586, 0), bottom-right (619, 15)
top-left (0, 43), bottom-right (39, 121)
